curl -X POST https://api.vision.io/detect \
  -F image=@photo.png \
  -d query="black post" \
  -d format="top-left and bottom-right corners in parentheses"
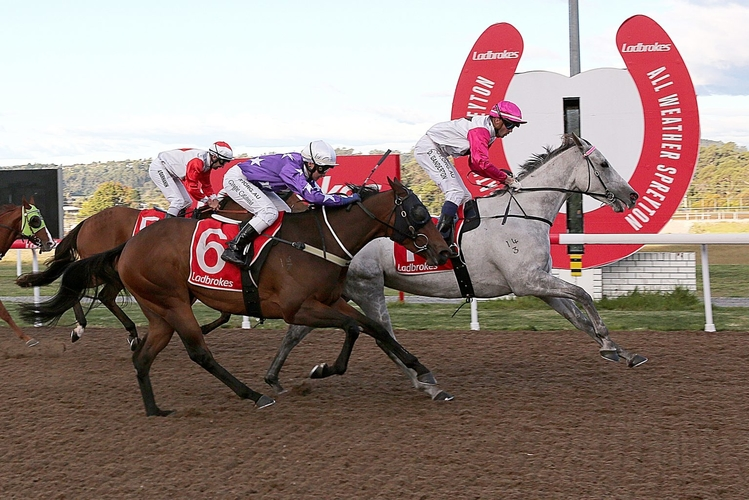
top-left (567, 0), bottom-right (584, 276)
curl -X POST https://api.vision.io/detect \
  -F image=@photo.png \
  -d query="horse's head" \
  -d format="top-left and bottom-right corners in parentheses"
top-left (568, 134), bottom-right (639, 213)
top-left (385, 178), bottom-right (451, 266)
top-left (21, 197), bottom-right (55, 253)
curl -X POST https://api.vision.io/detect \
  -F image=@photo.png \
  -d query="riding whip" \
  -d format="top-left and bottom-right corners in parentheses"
top-left (361, 149), bottom-right (392, 186)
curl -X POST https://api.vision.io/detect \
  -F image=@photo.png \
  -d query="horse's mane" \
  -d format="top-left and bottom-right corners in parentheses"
top-left (515, 134), bottom-right (579, 180)
top-left (0, 204), bottom-right (17, 217)
top-left (348, 183), bottom-right (381, 200)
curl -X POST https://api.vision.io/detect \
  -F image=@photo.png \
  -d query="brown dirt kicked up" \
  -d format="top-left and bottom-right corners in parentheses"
top-left (1, 327), bottom-right (748, 499)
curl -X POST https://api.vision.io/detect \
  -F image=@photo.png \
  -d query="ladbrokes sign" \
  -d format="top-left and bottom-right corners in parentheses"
top-left (450, 16), bottom-right (699, 269)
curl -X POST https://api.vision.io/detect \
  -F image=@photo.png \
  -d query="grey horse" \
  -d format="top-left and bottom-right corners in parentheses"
top-left (266, 134), bottom-right (644, 400)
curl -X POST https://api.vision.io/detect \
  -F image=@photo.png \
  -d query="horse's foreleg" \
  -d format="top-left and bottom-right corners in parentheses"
top-left (0, 299), bottom-right (38, 347)
top-left (541, 296), bottom-right (647, 367)
top-left (305, 299), bottom-right (451, 400)
top-left (265, 324), bottom-right (314, 394)
top-left (200, 312), bottom-right (231, 336)
top-left (350, 293), bottom-right (453, 400)
top-left (308, 323), bottom-right (360, 379)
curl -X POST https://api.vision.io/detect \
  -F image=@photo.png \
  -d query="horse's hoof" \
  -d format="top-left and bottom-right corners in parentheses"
top-left (70, 332), bottom-right (80, 343)
top-left (433, 391), bottom-right (454, 401)
top-left (417, 372), bottom-right (438, 385)
top-left (265, 379), bottom-right (287, 394)
top-left (148, 409), bottom-right (175, 417)
top-left (255, 395), bottom-right (276, 409)
top-left (25, 338), bottom-right (40, 348)
top-left (628, 354), bottom-right (648, 368)
top-left (599, 349), bottom-right (620, 363)
top-left (128, 337), bottom-right (139, 351)
top-left (309, 363), bottom-right (326, 379)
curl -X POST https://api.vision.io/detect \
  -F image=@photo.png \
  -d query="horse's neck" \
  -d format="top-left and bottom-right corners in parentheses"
top-left (0, 207), bottom-right (21, 254)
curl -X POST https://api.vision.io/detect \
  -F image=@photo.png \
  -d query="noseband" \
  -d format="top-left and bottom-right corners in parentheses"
top-left (354, 189), bottom-right (433, 253)
top-left (579, 144), bottom-right (617, 204)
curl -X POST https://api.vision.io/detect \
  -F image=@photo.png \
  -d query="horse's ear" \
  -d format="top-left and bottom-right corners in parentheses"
top-left (571, 133), bottom-right (582, 148)
top-left (389, 177), bottom-right (407, 194)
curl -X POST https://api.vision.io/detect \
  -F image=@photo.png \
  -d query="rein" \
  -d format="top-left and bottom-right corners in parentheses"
top-left (257, 189), bottom-right (431, 267)
top-left (480, 140), bottom-right (619, 226)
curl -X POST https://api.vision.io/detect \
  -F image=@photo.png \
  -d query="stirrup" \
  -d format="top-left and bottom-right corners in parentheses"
top-left (221, 247), bottom-right (248, 267)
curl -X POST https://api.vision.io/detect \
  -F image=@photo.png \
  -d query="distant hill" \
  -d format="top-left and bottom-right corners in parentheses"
top-left (2, 140), bottom-right (748, 212)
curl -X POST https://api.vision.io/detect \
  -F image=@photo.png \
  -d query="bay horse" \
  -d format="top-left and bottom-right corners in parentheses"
top-left (16, 203), bottom-right (251, 348)
top-left (267, 134), bottom-right (646, 400)
top-left (0, 198), bottom-right (55, 347)
top-left (21, 178), bottom-right (452, 416)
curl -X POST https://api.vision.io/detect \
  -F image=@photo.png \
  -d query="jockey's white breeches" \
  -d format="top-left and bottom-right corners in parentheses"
top-left (149, 159), bottom-right (192, 216)
top-left (221, 166), bottom-right (291, 233)
top-left (414, 135), bottom-right (471, 207)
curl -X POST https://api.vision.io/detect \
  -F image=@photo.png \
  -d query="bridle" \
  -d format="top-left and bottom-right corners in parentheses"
top-left (0, 204), bottom-right (48, 259)
top-left (266, 188), bottom-right (434, 267)
top-left (350, 188), bottom-right (433, 250)
top-left (485, 136), bottom-right (625, 226)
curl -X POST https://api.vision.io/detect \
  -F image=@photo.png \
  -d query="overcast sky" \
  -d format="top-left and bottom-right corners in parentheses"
top-left (1, 0), bottom-right (748, 166)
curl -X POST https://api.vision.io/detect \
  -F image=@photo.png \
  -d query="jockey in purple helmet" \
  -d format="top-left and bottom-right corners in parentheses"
top-left (220, 140), bottom-right (360, 268)
top-left (414, 100), bottom-right (526, 248)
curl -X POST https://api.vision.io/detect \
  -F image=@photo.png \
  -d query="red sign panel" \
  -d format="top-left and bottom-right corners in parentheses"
top-left (191, 153), bottom-right (401, 213)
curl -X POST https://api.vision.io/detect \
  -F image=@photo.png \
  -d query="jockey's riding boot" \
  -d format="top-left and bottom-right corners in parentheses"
top-left (437, 201), bottom-right (459, 258)
top-left (437, 214), bottom-right (459, 258)
top-left (463, 199), bottom-right (478, 221)
top-left (165, 213), bottom-right (177, 218)
top-left (221, 223), bottom-right (259, 268)
top-left (177, 207), bottom-right (187, 218)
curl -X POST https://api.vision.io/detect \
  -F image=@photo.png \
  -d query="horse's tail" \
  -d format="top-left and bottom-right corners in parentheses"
top-left (16, 222), bottom-right (83, 288)
top-left (18, 243), bottom-right (126, 326)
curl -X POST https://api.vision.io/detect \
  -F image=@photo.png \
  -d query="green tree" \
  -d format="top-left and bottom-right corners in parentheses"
top-left (79, 181), bottom-right (141, 217)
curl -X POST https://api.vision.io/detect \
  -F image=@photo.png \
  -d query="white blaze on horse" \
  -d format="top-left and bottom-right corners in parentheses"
top-left (267, 134), bottom-right (644, 399)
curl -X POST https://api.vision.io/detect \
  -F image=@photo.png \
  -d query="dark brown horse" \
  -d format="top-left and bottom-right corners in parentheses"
top-left (22, 178), bottom-right (451, 416)
top-left (0, 197), bottom-right (55, 346)
top-left (16, 203), bottom-right (249, 348)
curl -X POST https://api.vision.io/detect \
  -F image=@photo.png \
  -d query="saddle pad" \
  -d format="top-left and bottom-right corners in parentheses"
top-left (132, 209), bottom-right (167, 236)
top-left (394, 202), bottom-right (476, 275)
top-left (188, 215), bottom-right (284, 291)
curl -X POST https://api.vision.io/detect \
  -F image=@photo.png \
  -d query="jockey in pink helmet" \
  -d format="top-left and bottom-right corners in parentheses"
top-left (148, 141), bottom-right (234, 217)
top-left (413, 100), bottom-right (526, 251)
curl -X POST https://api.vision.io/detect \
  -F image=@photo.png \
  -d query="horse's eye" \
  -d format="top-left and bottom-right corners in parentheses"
top-left (29, 216), bottom-right (42, 229)
top-left (410, 205), bottom-right (430, 226)
top-left (601, 161), bottom-right (610, 169)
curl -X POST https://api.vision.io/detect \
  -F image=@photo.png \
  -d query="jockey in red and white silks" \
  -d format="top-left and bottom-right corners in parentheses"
top-left (414, 100), bottom-right (526, 245)
top-left (149, 141), bottom-right (233, 217)
top-left (220, 140), bottom-right (360, 268)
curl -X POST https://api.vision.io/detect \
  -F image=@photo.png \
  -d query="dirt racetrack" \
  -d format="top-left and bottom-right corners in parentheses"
top-left (2, 326), bottom-right (748, 499)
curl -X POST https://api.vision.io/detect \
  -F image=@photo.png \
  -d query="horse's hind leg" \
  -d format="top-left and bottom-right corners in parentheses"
top-left (265, 324), bottom-right (314, 393)
top-left (541, 296), bottom-right (647, 367)
top-left (70, 301), bottom-right (87, 343)
top-left (131, 315), bottom-right (176, 416)
top-left (163, 306), bottom-right (275, 410)
top-left (200, 312), bottom-right (232, 336)
top-left (0, 299), bottom-right (38, 347)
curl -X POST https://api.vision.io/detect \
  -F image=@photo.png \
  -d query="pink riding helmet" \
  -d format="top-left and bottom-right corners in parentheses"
top-left (489, 100), bottom-right (527, 124)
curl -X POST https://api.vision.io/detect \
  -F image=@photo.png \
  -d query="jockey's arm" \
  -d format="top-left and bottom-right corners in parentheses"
top-left (466, 128), bottom-right (510, 184)
top-left (184, 158), bottom-right (216, 203)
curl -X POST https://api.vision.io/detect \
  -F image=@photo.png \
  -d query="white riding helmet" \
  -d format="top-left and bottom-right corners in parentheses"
top-left (209, 141), bottom-right (234, 161)
top-left (301, 140), bottom-right (339, 167)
